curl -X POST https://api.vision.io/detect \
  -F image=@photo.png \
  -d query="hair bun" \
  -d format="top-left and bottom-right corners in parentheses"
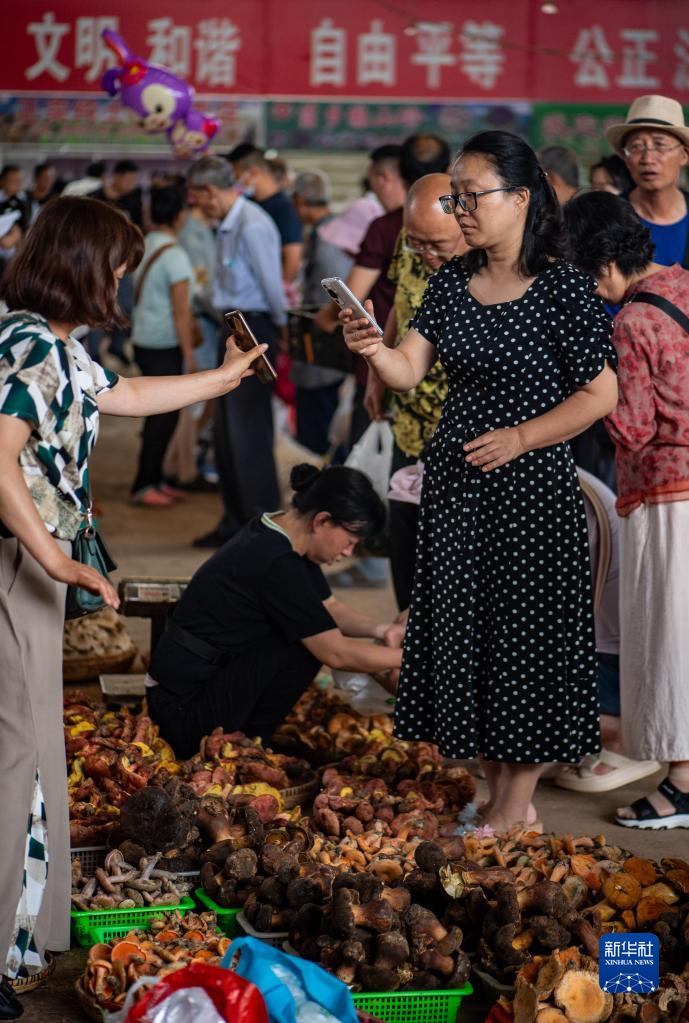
top-left (290, 463), bottom-right (321, 493)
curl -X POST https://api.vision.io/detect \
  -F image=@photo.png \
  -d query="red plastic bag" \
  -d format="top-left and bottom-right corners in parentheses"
top-left (124, 963), bottom-right (268, 1023)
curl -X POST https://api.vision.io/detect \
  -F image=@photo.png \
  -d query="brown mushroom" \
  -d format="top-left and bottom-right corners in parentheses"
top-left (623, 856), bottom-right (659, 886)
top-left (518, 882), bottom-right (569, 921)
top-left (533, 955), bottom-right (566, 996)
top-left (335, 939), bottom-right (367, 985)
top-left (554, 970), bottom-right (613, 1023)
top-left (225, 848), bottom-right (258, 882)
top-left (495, 882), bottom-right (522, 926)
top-left (601, 873), bottom-right (642, 910)
top-left (636, 897), bottom-right (679, 928)
top-left (513, 980), bottom-right (539, 1023)
top-left (530, 916), bottom-right (572, 953)
top-left (493, 924), bottom-right (530, 968)
top-left (380, 887), bottom-right (411, 914)
top-left (332, 889), bottom-right (396, 937)
top-left (536, 1010), bottom-right (569, 1023)
top-left (414, 841), bottom-right (448, 874)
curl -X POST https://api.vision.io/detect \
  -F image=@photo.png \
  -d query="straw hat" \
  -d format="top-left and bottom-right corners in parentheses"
top-left (605, 95), bottom-right (689, 156)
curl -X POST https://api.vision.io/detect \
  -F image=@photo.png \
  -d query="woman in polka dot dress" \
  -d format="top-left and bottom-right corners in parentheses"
top-left (342, 131), bottom-right (618, 832)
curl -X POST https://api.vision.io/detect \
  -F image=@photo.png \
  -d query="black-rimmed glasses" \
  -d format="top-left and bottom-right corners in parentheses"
top-left (439, 187), bottom-right (515, 214)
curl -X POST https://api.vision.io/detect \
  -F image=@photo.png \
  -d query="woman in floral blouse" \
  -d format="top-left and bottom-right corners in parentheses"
top-left (565, 190), bottom-right (689, 830)
top-left (0, 196), bottom-right (266, 1005)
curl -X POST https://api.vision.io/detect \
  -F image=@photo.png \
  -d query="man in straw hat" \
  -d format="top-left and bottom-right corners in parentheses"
top-left (606, 95), bottom-right (689, 268)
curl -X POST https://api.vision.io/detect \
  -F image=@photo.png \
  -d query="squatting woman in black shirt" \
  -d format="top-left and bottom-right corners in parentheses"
top-left (147, 464), bottom-right (402, 756)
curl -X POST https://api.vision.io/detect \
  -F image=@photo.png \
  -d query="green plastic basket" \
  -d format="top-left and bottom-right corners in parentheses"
top-left (71, 897), bottom-right (195, 947)
top-left (194, 889), bottom-right (241, 937)
top-left (85, 920), bottom-right (154, 944)
top-left (352, 983), bottom-right (473, 1023)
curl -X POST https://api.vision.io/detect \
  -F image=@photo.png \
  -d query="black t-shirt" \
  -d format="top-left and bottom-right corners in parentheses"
top-left (259, 191), bottom-right (303, 246)
top-left (150, 516), bottom-right (335, 688)
top-left (92, 186), bottom-right (144, 229)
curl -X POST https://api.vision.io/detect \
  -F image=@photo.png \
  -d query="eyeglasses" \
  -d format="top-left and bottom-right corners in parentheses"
top-left (403, 237), bottom-right (444, 257)
top-left (439, 187), bottom-right (515, 214)
top-left (623, 141), bottom-right (684, 159)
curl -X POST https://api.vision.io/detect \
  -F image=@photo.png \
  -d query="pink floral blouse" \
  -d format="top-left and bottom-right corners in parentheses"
top-left (606, 264), bottom-right (689, 516)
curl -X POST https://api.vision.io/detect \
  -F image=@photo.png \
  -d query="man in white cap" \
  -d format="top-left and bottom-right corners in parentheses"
top-left (606, 95), bottom-right (689, 268)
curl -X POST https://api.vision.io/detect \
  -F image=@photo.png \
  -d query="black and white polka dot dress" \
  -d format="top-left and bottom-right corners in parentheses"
top-left (394, 260), bottom-right (616, 764)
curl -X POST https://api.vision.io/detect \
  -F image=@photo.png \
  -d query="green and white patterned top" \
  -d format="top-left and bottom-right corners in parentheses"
top-left (0, 312), bottom-right (118, 540)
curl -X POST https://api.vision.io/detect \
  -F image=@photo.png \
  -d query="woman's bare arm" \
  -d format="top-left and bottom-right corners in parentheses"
top-left (0, 414), bottom-right (120, 606)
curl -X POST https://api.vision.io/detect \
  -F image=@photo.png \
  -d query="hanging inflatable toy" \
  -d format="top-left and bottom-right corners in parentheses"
top-left (169, 108), bottom-right (222, 159)
top-left (100, 29), bottom-right (220, 155)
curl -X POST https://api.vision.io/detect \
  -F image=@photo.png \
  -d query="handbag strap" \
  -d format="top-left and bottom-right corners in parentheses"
top-left (579, 477), bottom-right (612, 614)
top-left (629, 290), bottom-right (689, 334)
top-left (134, 242), bottom-right (178, 303)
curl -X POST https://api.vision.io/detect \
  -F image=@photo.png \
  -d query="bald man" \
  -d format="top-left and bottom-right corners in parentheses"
top-left (367, 173), bottom-right (468, 608)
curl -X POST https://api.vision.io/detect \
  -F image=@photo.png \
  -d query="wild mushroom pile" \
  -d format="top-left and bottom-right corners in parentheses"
top-left (488, 946), bottom-right (689, 1023)
top-left (65, 697), bottom-right (176, 847)
top-left (273, 685), bottom-right (394, 760)
top-left (440, 834), bottom-right (689, 986)
top-left (199, 815), bottom-right (314, 929)
top-left (115, 782), bottom-right (297, 873)
top-left (309, 767), bottom-right (474, 876)
top-left (77, 910), bottom-right (230, 1009)
top-left (166, 726), bottom-right (314, 799)
top-left (65, 696), bottom-right (312, 852)
top-left (71, 850), bottom-right (187, 911)
top-left (288, 842), bottom-right (472, 992)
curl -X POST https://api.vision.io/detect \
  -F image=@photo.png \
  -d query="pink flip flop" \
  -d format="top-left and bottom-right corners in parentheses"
top-left (131, 487), bottom-right (174, 507)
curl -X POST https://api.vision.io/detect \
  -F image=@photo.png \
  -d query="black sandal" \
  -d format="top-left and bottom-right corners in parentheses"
top-left (0, 977), bottom-right (23, 1020)
top-left (615, 777), bottom-right (689, 830)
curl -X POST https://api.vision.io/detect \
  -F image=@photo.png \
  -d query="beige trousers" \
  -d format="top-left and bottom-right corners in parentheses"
top-left (620, 501), bottom-right (689, 762)
top-left (0, 538), bottom-right (71, 962)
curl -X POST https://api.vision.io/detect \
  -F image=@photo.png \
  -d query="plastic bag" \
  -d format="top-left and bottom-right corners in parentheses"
top-left (270, 964), bottom-right (340, 1023)
top-left (387, 460), bottom-right (424, 506)
top-left (331, 669), bottom-right (394, 715)
top-left (112, 963), bottom-right (268, 1023)
top-left (149, 988), bottom-right (225, 1023)
top-left (345, 421), bottom-right (393, 501)
top-left (223, 937), bottom-right (358, 1023)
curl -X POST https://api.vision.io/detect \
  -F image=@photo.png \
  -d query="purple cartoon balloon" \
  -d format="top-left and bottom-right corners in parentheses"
top-left (168, 108), bottom-right (221, 157)
top-left (101, 29), bottom-right (192, 134)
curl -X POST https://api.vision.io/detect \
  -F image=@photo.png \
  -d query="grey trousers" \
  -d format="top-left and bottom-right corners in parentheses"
top-left (0, 538), bottom-right (71, 962)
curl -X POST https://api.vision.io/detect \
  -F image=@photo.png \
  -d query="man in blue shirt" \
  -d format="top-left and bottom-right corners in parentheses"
top-left (606, 95), bottom-right (689, 268)
top-left (226, 144), bottom-right (303, 287)
top-left (187, 156), bottom-right (286, 548)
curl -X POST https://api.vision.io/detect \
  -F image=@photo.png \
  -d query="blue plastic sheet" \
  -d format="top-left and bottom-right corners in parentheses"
top-left (222, 937), bottom-right (359, 1023)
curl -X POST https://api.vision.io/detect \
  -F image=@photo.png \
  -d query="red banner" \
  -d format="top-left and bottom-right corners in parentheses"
top-left (2, 0), bottom-right (687, 103)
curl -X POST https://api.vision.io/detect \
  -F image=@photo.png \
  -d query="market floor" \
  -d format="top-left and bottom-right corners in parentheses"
top-left (28, 410), bottom-right (687, 1022)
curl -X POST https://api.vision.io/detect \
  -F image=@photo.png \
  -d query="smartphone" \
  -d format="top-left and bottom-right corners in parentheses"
top-left (320, 277), bottom-right (384, 337)
top-left (224, 310), bottom-right (277, 385)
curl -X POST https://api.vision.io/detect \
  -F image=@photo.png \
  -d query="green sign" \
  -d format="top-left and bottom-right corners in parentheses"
top-left (531, 103), bottom-right (628, 164)
top-left (266, 100), bottom-right (531, 151)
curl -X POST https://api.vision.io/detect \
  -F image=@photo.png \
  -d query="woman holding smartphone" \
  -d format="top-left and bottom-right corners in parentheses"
top-left (146, 464), bottom-right (403, 757)
top-left (342, 131), bottom-right (618, 833)
top-left (0, 195), bottom-right (265, 1003)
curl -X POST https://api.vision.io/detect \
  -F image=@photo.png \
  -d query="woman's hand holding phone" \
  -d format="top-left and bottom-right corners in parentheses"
top-left (340, 299), bottom-right (384, 360)
top-left (219, 334), bottom-right (269, 393)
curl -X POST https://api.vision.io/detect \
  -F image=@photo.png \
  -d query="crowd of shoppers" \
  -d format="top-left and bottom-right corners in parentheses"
top-left (0, 85), bottom-right (688, 1009)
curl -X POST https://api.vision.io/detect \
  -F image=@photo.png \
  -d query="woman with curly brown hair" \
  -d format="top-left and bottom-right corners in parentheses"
top-left (0, 195), bottom-right (265, 1004)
